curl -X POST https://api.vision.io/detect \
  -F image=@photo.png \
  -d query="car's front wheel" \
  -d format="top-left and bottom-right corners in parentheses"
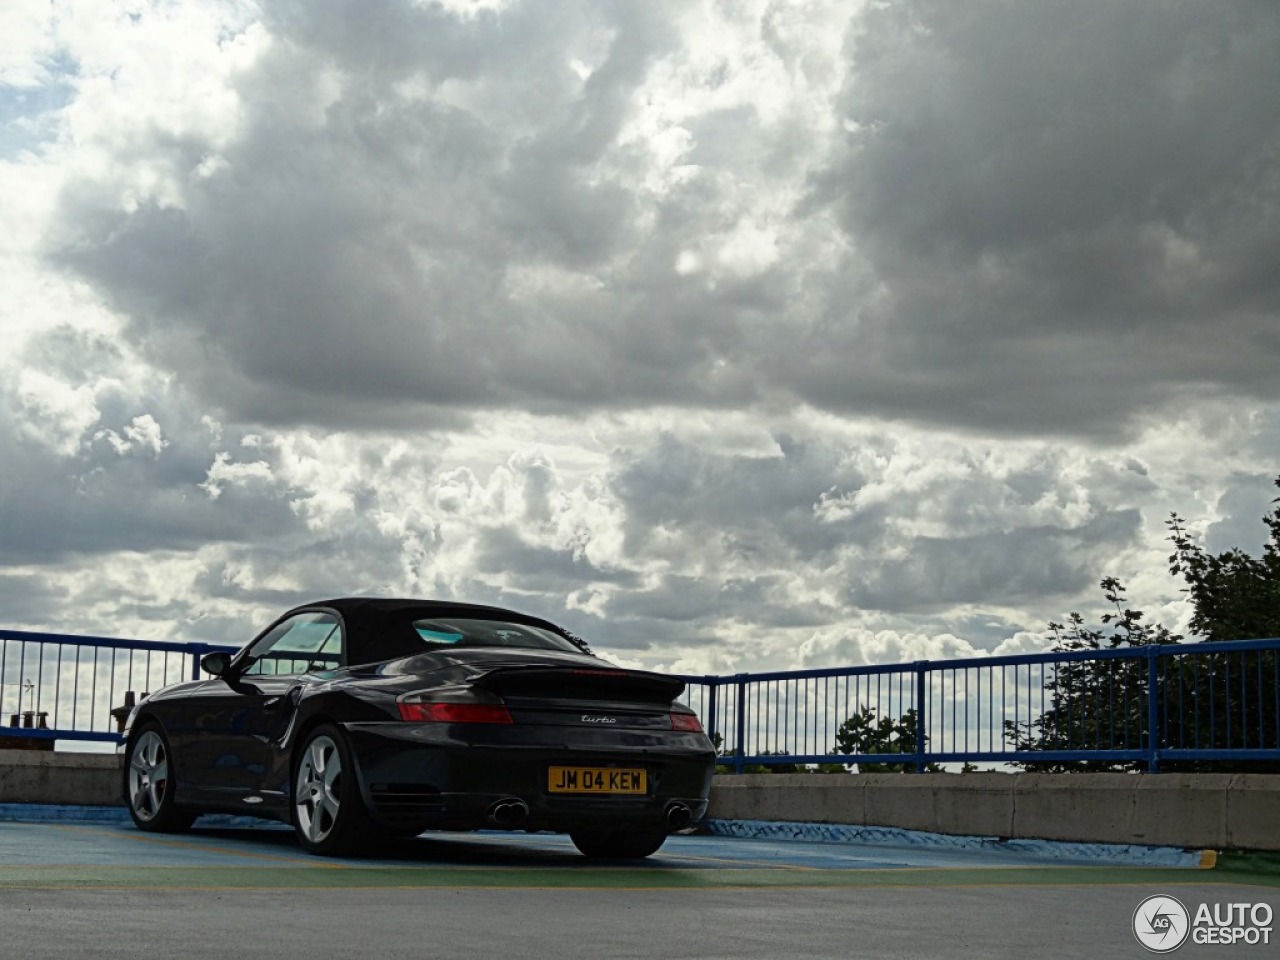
top-left (292, 724), bottom-right (375, 856)
top-left (124, 723), bottom-right (195, 833)
top-left (569, 828), bottom-right (668, 860)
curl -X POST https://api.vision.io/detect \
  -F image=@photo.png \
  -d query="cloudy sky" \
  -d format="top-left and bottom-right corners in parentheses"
top-left (2, 0), bottom-right (1278, 676)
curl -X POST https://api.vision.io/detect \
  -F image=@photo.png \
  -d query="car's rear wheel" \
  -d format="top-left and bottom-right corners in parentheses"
top-left (124, 724), bottom-right (195, 833)
top-left (569, 827), bottom-right (668, 860)
top-left (292, 724), bottom-right (375, 856)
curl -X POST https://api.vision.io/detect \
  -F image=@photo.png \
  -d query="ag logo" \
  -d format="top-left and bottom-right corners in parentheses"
top-left (1133, 895), bottom-right (1190, 953)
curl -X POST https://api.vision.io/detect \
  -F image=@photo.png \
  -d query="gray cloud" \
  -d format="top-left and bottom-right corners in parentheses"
top-left (0, 347), bottom-right (297, 563)
top-left (609, 432), bottom-right (1149, 625)
top-left (50, 1), bottom-right (710, 429)
top-left (474, 526), bottom-right (640, 593)
top-left (1205, 472), bottom-right (1278, 557)
top-left (611, 432), bottom-right (872, 565)
top-left (800, 0), bottom-right (1280, 436)
top-left (5, 1), bottom-right (1278, 674)
top-left (848, 511), bottom-right (1142, 614)
top-left (0, 573), bottom-right (73, 630)
top-left (39, 1), bottom-right (1280, 444)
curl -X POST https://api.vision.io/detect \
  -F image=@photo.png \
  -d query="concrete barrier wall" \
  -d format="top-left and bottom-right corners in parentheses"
top-left (707, 772), bottom-right (1280, 851)
top-left (0, 750), bottom-right (122, 806)
top-left (3, 751), bottom-right (1276, 851)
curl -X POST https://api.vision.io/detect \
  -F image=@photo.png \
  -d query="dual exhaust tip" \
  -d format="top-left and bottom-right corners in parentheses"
top-left (486, 798), bottom-right (693, 830)
top-left (664, 801), bottom-right (693, 829)
top-left (488, 799), bottom-right (530, 826)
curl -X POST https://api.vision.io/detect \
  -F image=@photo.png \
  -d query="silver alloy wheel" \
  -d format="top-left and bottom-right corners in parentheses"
top-left (127, 729), bottom-right (169, 822)
top-left (295, 734), bottom-right (342, 844)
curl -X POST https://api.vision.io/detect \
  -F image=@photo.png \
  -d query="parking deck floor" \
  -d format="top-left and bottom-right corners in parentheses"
top-left (1, 817), bottom-right (1277, 959)
top-left (0, 818), bottom-right (1244, 889)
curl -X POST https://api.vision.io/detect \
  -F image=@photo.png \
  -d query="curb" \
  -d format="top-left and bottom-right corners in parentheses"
top-left (0, 803), bottom-right (129, 823)
top-left (0, 805), bottom-right (1224, 868)
top-left (0, 803), bottom-right (279, 829)
top-left (700, 818), bottom-right (1212, 868)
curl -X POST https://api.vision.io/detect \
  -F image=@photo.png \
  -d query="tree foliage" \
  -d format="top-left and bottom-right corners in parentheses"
top-left (712, 706), bottom-right (940, 774)
top-left (1006, 477), bottom-right (1280, 772)
top-left (832, 705), bottom-right (941, 773)
top-left (1003, 578), bottom-right (1178, 772)
top-left (1167, 477), bottom-right (1280, 642)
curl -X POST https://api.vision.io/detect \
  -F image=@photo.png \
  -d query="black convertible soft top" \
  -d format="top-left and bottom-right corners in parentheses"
top-left (287, 597), bottom-right (591, 666)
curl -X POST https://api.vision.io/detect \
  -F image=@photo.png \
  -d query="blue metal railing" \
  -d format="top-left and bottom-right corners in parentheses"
top-left (676, 638), bottom-right (1280, 773)
top-left (3, 626), bottom-right (1277, 772)
top-left (0, 629), bottom-right (236, 744)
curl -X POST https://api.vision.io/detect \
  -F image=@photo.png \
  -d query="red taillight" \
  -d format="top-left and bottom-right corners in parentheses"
top-left (398, 702), bottom-right (513, 724)
top-left (670, 712), bottom-right (703, 733)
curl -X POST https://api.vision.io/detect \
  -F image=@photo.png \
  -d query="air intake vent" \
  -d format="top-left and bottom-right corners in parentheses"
top-left (369, 783), bottom-right (444, 827)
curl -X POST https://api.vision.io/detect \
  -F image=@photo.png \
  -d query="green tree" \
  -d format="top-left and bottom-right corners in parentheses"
top-left (1002, 577), bottom-right (1178, 772)
top-left (711, 732), bottom-right (845, 774)
top-left (1006, 477), bottom-right (1280, 771)
top-left (1167, 478), bottom-right (1280, 641)
top-left (832, 704), bottom-right (941, 773)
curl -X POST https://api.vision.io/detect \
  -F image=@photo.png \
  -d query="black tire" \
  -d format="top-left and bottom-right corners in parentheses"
top-left (569, 828), bottom-right (668, 860)
top-left (124, 723), bottom-right (195, 833)
top-left (291, 723), bottom-right (377, 856)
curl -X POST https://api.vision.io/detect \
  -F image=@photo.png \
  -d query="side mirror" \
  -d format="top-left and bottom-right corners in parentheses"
top-left (200, 651), bottom-right (234, 678)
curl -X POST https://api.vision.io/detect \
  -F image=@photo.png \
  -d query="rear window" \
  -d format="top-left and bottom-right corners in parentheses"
top-left (412, 618), bottom-right (582, 653)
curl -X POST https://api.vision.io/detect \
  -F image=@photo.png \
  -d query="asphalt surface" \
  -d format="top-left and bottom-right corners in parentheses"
top-left (1, 820), bottom-right (1276, 959)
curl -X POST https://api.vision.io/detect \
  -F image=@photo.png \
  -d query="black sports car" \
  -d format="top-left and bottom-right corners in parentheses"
top-left (121, 598), bottom-right (716, 858)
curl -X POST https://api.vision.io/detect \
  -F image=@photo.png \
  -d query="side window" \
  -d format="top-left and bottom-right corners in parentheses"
top-left (240, 612), bottom-right (343, 677)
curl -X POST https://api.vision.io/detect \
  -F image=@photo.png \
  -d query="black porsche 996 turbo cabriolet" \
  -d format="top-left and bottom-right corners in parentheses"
top-left (121, 598), bottom-right (716, 858)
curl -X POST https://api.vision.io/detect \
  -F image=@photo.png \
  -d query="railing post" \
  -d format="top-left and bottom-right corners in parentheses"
top-left (733, 673), bottom-right (748, 774)
top-left (914, 660), bottom-right (928, 773)
top-left (189, 643), bottom-right (209, 681)
top-left (1146, 645), bottom-right (1161, 773)
top-left (705, 679), bottom-right (719, 756)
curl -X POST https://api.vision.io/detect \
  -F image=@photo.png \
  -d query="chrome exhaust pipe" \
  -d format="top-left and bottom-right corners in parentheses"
top-left (487, 799), bottom-right (529, 826)
top-left (665, 802), bottom-right (692, 829)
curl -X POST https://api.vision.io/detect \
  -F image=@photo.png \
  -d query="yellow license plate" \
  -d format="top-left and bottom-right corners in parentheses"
top-left (547, 766), bottom-right (647, 795)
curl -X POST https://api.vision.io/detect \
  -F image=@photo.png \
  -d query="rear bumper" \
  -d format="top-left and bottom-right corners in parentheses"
top-left (343, 720), bottom-right (715, 833)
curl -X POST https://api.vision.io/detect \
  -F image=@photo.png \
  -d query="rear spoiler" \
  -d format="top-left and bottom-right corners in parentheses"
top-left (469, 665), bottom-right (686, 703)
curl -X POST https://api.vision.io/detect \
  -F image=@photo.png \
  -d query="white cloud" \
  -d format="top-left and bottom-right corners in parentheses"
top-left (12, 368), bottom-right (100, 455)
top-left (427, 0), bottom-right (516, 19)
top-left (796, 627), bottom-right (983, 670)
top-left (0, 0), bottom-right (57, 88)
top-left (199, 451), bottom-right (275, 500)
top-left (96, 412), bottom-right (167, 457)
